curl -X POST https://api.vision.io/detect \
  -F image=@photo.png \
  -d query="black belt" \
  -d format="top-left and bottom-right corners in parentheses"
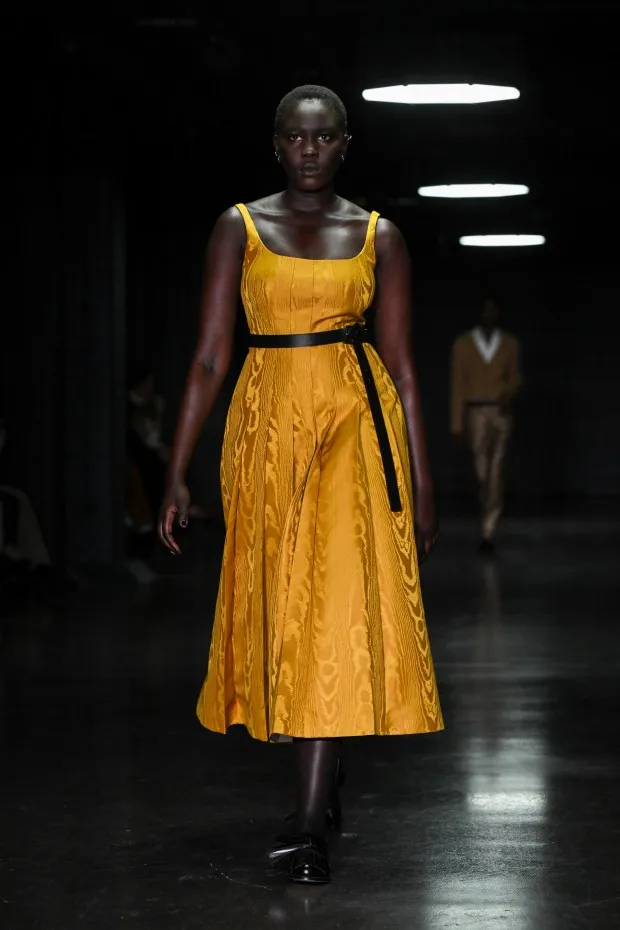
top-left (248, 324), bottom-right (402, 512)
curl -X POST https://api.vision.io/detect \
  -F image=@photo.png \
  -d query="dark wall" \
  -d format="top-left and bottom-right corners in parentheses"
top-left (5, 174), bottom-right (126, 564)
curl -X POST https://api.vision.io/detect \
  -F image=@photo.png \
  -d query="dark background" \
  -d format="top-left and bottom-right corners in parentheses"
top-left (3, 7), bottom-right (618, 566)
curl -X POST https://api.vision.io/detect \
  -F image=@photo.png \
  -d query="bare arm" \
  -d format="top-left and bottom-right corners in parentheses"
top-left (159, 207), bottom-right (244, 552)
top-left (374, 219), bottom-right (437, 557)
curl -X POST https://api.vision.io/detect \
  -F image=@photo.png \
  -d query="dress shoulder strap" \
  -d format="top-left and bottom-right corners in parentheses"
top-left (363, 210), bottom-right (380, 259)
top-left (235, 203), bottom-right (260, 245)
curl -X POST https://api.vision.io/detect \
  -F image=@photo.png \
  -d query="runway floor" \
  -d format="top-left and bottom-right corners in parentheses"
top-left (1, 512), bottom-right (619, 929)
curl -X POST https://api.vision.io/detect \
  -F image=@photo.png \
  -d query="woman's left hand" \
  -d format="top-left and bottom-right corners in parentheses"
top-left (415, 484), bottom-right (439, 564)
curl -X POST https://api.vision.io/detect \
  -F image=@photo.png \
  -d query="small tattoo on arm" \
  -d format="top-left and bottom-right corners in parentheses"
top-left (200, 356), bottom-right (217, 372)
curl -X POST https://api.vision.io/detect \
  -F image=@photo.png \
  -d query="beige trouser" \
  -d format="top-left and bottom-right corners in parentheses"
top-left (466, 405), bottom-right (512, 540)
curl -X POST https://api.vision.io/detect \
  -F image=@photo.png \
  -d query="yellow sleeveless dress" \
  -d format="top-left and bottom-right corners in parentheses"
top-left (196, 204), bottom-right (444, 742)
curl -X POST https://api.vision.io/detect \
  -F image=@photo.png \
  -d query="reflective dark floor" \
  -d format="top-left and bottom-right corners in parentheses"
top-left (1, 510), bottom-right (619, 929)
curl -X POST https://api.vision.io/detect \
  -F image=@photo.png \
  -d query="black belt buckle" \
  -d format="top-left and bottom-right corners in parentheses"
top-left (343, 324), bottom-right (366, 345)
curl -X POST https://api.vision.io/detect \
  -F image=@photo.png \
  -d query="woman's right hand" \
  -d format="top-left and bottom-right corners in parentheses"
top-left (158, 483), bottom-right (190, 555)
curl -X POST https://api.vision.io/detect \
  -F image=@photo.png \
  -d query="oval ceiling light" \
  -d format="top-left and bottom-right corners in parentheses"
top-left (460, 234), bottom-right (546, 247)
top-left (362, 84), bottom-right (520, 105)
top-left (418, 183), bottom-right (529, 199)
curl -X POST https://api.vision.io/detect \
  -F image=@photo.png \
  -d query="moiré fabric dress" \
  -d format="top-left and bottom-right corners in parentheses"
top-left (197, 204), bottom-right (444, 742)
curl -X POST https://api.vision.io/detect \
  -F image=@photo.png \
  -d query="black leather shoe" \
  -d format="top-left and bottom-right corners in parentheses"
top-left (268, 833), bottom-right (311, 863)
top-left (288, 834), bottom-right (331, 884)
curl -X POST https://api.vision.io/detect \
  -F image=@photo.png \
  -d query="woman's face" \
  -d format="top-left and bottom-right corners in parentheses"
top-left (274, 99), bottom-right (349, 192)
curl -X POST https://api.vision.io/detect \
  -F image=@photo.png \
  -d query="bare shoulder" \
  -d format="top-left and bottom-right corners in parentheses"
top-left (334, 197), bottom-right (373, 221)
top-left (212, 205), bottom-right (246, 234)
top-left (374, 216), bottom-right (407, 261)
top-left (244, 193), bottom-right (285, 218)
top-left (206, 206), bottom-right (247, 255)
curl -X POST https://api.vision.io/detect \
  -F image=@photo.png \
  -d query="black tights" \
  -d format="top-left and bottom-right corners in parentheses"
top-left (293, 738), bottom-right (341, 838)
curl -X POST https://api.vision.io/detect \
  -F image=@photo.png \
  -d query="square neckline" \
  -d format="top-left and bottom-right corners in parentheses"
top-left (237, 204), bottom-right (378, 263)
